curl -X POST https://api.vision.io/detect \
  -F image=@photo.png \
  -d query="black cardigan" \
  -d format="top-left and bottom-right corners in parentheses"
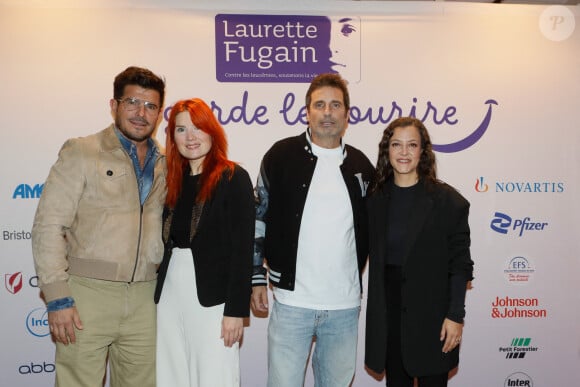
top-left (154, 165), bottom-right (255, 318)
top-left (365, 178), bottom-right (473, 376)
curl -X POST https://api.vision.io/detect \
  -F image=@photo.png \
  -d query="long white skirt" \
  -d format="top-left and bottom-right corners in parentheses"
top-left (156, 247), bottom-right (240, 387)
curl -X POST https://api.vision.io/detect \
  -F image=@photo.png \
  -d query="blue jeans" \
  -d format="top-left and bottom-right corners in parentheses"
top-left (267, 300), bottom-right (360, 387)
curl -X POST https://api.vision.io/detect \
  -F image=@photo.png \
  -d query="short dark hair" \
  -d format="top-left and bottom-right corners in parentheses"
top-left (305, 73), bottom-right (350, 111)
top-left (113, 66), bottom-right (166, 106)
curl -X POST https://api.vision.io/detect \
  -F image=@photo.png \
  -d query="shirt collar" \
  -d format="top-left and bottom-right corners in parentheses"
top-left (305, 127), bottom-right (346, 159)
top-left (113, 125), bottom-right (159, 157)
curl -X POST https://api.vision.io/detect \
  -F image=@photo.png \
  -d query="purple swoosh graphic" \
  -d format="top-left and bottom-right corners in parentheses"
top-left (432, 99), bottom-right (498, 153)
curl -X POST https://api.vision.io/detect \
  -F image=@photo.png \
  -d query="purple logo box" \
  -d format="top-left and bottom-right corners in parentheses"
top-left (215, 14), bottom-right (334, 83)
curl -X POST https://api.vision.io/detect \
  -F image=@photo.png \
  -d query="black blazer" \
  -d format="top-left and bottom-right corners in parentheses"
top-left (364, 178), bottom-right (473, 377)
top-left (154, 165), bottom-right (255, 318)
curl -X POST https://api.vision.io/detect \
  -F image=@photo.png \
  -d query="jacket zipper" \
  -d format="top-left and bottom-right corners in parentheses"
top-left (130, 153), bottom-right (158, 282)
top-left (130, 204), bottom-right (144, 282)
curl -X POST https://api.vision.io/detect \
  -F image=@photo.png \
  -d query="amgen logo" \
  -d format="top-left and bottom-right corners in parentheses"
top-left (13, 183), bottom-right (43, 199)
top-left (490, 212), bottom-right (548, 237)
top-left (26, 307), bottom-right (49, 337)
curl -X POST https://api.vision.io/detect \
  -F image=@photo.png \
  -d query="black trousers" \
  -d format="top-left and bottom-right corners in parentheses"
top-left (384, 265), bottom-right (448, 387)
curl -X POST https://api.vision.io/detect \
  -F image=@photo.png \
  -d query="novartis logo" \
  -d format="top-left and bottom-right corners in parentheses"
top-left (475, 177), bottom-right (564, 193)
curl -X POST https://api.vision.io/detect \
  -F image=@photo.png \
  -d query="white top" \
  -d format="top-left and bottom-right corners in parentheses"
top-left (274, 142), bottom-right (360, 310)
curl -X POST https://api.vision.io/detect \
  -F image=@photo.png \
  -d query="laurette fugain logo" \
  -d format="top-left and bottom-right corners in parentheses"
top-left (214, 14), bottom-right (361, 83)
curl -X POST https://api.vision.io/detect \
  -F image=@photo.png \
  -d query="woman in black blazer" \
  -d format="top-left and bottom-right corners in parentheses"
top-left (365, 117), bottom-right (473, 387)
top-left (154, 98), bottom-right (254, 387)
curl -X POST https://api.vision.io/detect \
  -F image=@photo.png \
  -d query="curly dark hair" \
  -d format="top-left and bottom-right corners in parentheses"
top-left (372, 117), bottom-right (437, 193)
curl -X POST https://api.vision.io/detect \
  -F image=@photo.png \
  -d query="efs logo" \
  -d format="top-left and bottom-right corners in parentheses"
top-left (19, 361), bottom-right (55, 375)
top-left (504, 256), bottom-right (535, 285)
top-left (490, 212), bottom-right (548, 237)
top-left (26, 307), bottom-right (50, 337)
top-left (5, 272), bottom-right (23, 294)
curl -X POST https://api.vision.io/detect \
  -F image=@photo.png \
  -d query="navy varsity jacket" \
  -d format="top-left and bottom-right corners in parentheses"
top-left (252, 130), bottom-right (374, 291)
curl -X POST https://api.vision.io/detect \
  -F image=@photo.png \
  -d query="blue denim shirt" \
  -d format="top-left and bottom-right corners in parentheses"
top-left (114, 127), bottom-right (159, 205)
top-left (46, 127), bottom-right (159, 313)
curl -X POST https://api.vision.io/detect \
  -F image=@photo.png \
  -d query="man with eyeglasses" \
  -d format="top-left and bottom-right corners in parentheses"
top-left (32, 66), bottom-right (166, 387)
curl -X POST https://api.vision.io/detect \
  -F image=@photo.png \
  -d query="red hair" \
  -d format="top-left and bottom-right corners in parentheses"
top-left (165, 98), bottom-right (234, 208)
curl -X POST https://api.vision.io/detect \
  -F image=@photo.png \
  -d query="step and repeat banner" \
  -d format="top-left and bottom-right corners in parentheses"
top-left (1, 1), bottom-right (579, 386)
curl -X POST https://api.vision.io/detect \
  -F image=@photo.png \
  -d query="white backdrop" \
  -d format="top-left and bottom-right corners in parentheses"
top-left (1, 1), bottom-right (579, 386)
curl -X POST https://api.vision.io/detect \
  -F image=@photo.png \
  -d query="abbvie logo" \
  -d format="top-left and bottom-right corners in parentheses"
top-left (5, 272), bottom-right (23, 294)
top-left (490, 212), bottom-right (548, 237)
top-left (19, 361), bottom-right (55, 375)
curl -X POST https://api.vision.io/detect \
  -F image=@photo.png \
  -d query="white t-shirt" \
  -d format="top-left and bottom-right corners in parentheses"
top-left (274, 142), bottom-right (360, 310)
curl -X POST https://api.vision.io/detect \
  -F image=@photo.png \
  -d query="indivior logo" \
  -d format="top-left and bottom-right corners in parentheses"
top-left (490, 212), bottom-right (548, 237)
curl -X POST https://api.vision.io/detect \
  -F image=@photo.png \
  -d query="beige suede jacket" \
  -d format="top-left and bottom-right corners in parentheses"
top-left (32, 125), bottom-right (166, 303)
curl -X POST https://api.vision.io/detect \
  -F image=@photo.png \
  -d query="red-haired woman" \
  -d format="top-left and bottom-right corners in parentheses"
top-left (154, 98), bottom-right (254, 387)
